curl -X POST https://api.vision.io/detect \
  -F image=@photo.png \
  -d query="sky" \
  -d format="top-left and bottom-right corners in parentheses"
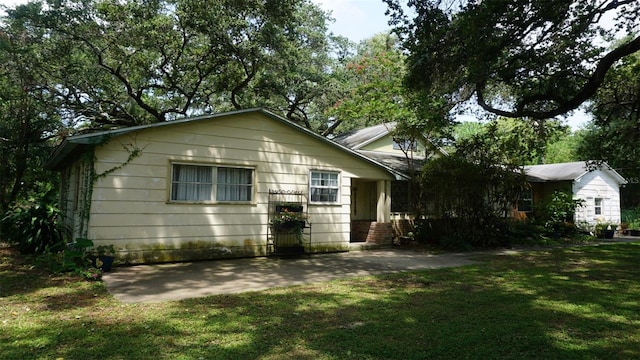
top-left (2, 0), bottom-right (590, 129)
top-left (312, 0), bottom-right (395, 42)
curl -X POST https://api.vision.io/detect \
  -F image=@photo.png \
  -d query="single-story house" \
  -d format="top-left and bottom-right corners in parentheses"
top-left (332, 122), bottom-right (447, 169)
top-left (520, 161), bottom-right (627, 224)
top-left (45, 108), bottom-right (407, 264)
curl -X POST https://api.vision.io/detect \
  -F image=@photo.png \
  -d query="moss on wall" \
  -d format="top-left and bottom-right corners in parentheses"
top-left (307, 243), bottom-right (350, 253)
top-left (111, 240), bottom-right (351, 265)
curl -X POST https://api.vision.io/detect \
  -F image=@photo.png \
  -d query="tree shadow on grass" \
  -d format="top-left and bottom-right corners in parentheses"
top-left (0, 245), bottom-right (81, 299)
top-left (1, 315), bottom-right (185, 359)
top-left (159, 244), bottom-right (640, 360)
top-left (2, 243), bottom-right (639, 359)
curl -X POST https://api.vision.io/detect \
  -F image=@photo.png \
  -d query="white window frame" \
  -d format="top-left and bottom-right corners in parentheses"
top-left (594, 197), bottom-right (603, 216)
top-left (309, 170), bottom-right (340, 204)
top-left (170, 162), bottom-right (254, 203)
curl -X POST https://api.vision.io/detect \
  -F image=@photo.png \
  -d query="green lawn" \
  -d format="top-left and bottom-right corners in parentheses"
top-left (2, 243), bottom-right (640, 359)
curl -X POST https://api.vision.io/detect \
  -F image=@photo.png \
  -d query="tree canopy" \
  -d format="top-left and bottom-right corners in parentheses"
top-left (327, 33), bottom-right (413, 132)
top-left (577, 49), bottom-right (640, 181)
top-left (327, 32), bottom-right (452, 146)
top-left (385, 0), bottom-right (640, 119)
top-left (450, 118), bottom-right (569, 165)
top-left (2, 0), bottom-right (341, 130)
top-left (0, 11), bottom-right (62, 211)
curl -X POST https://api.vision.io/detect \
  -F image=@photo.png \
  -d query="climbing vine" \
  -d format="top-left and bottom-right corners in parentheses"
top-left (94, 142), bottom-right (144, 180)
top-left (74, 137), bottom-right (144, 238)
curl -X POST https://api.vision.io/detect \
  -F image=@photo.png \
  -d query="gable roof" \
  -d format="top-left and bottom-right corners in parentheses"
top-left (333, 123), bottom-right (394, 149)
top-left (524, 161), bottom-right (627, 184)
top-left (45, 108), bottom-right (407, 180)
top-left (333, 122), bottom-right (449, 156)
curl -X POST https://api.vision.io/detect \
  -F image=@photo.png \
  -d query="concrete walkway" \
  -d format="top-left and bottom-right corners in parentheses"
top-left (102, 249), bottom-right (480, 303)
top-left (102, 238), bottom-right (639, 303)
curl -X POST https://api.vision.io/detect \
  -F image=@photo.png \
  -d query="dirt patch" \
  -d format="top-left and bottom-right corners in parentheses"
top-left (0, 243), bottom-right (97, 303)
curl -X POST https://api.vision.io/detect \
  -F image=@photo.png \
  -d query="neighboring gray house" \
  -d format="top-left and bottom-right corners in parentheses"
top-left (522, 161), bottom-right (627, 224)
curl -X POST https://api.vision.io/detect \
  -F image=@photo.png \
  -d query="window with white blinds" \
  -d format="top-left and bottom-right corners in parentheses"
top-left (171, 163), bottom-right (253, 202)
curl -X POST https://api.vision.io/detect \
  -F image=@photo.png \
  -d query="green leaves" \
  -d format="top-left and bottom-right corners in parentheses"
top-left (453, 117), bottom-right (569, 166)
top-left (326, 33), bottom-right (445, 136)
top-left (578, 49), bottom-right (640, 181)
top-left (387, 0), bottom-right (640, 119)
top-left (0, 10), bottom-right (62, 212)
top-left (418, 154), bottom-right (526, 248)
top-left (1, 183), bottom-right (66, 255)
top-left (2, 0), bottom-right (339, 130)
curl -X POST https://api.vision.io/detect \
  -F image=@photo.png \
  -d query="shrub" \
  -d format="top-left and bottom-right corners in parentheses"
top-left (622, 207), bottom-right (640, 229)
top-left (506, 219), bottom-right (544, 245)
top-left (532, 190), bottom-right (584, 237)
top-left (417, 155), bottom-right (525, 248)
top-left (1, 183), bottom-right (67, 254)
top-left (62, 237), bottom-right (95, 272)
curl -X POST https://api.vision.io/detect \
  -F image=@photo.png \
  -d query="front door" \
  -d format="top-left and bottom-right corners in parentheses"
top-left (350, 180), bottom-right (378, 243)
top-left (351, 180), bottom-right (376, 220)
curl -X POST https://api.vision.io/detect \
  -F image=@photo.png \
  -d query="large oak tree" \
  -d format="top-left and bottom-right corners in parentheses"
top-left (0, 11), bottom-right (63, 212)
top-left (385, 0), bottom-right (640, 119)
top-left (4, 0), bottom-right (340, 130)
top-left (578, 49), bottom-right (640, 181)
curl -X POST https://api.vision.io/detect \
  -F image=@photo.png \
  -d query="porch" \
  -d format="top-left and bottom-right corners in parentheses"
top-left (350, 179), bottom-right (406, 245)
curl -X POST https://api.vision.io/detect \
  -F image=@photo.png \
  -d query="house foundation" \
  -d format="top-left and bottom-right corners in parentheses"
top-left (351, 220), bottom-right (393, 245)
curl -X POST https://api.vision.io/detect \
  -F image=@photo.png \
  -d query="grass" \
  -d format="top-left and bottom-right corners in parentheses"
top-left (2, 242), bottom-right (640, 359)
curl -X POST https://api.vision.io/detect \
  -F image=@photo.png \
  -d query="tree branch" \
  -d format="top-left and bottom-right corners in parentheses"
top-left (476, 35), bottom-right (640, 119)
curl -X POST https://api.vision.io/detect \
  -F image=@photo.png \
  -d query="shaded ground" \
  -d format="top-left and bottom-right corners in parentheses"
top-left (2, 240), bottom-right (640, 359)
top-left (103, 237), bottom-right (640, 303)
top-left (103, 248), bottom-right (480, 303)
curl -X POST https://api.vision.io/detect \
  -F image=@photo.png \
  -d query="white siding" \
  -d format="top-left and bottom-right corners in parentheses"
top-left (573, 170), bottom-right (623, 224)
top-left (84, 112), bottom-right (393, 262)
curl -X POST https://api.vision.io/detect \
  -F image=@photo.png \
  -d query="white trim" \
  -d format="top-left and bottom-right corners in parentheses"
top-left (309, 170), bottom-right (341, 204)
top-left (169, 161), bottom-right (255, 204)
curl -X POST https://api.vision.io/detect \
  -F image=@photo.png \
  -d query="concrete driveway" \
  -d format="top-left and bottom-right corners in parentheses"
top-left (102, 249), bottom-right (480, 303)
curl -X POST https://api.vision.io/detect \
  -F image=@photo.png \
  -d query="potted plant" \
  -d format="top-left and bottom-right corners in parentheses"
top-left (275, 202), bottom-right (304, 214)
top-left (270, 209), bottom-right (307, 231)
top-left (607, 223), bottom-right (618, 238)
top-left (620, 222), bottom-right (629, 235)
top-left (595, 221), bottom-right (616, 239)
top-left (270, 209), bottom-right (308, 254)
top-left (93, 244), bottom-right (116, 272)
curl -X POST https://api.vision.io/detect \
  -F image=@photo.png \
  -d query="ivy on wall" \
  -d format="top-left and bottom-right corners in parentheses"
top-left (70, 137), bottom-right (144, 240)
